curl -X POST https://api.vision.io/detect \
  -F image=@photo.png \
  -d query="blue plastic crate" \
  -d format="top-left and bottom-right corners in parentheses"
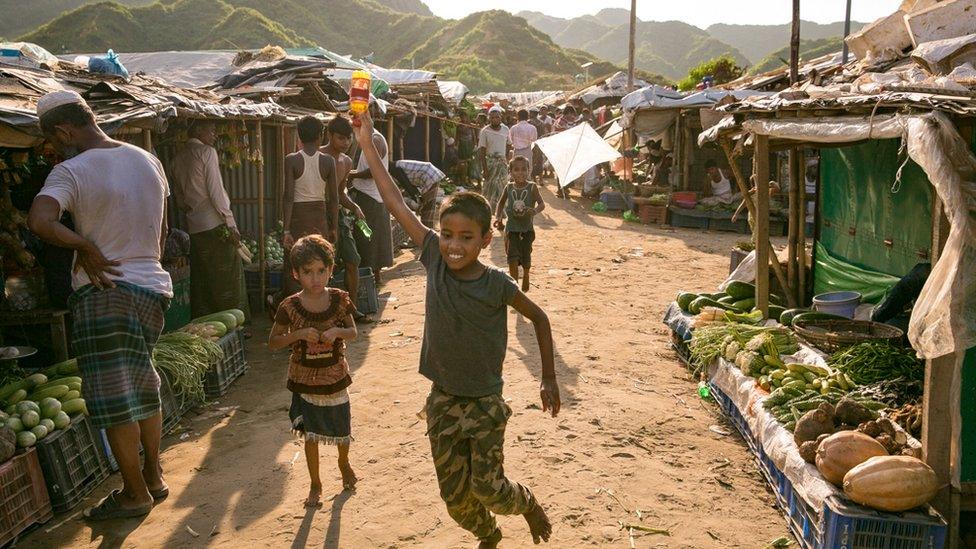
top-left (668, 207), bottom-right (710, 229)
top-left (329, 267), bottom-right (379, 315)
top-left (708, 382), bottom-right (947, 549)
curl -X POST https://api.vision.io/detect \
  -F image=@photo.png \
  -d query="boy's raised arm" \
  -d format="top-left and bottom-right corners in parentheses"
top-left (511, 291), bottom-right (560, 417)
top-left (352, 112), bottom-right (428, 247)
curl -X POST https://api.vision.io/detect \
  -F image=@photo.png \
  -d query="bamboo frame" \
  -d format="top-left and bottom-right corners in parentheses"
top-left (255, 123), bottom-right (265, 310)
top-left (797, 149), bottom-right (807, 305)
top-left (754, 135), bottom-right (771, 316)
top-left (719, 139), bottom-right (796, 308)
top-left (787, 148), bottom-right (799, 303)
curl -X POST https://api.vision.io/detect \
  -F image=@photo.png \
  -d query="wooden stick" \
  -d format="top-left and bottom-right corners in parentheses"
top-left (424, 95), bottom-right (431, 162)
top-left (797, 149), bottom-right (807, 305)
top-left (754, 135), bottom-right (771, 316)
top-left (256, 123), bottom-right (266, 311)
top-left (387, 117), bottom-right (395, 160)
top-left (719, 140), bottom-right (795, 308)
top-left (787, 147), bottom-right (800, 303)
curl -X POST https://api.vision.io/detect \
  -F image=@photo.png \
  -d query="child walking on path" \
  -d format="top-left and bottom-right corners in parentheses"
top-left (494, 156), bottom-right (545, 293)
top-left (353, 112), bottom-right (560, 548)
top-left (268, 235), bottom-right (359, 507)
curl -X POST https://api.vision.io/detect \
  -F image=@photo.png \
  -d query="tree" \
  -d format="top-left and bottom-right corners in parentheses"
top-left (453, 60), bottom-right (504, 93)
top-left (677, 55), bottom-right (744, 91)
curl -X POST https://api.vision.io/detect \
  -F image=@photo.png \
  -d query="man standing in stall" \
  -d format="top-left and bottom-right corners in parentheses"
top-left (171, 120), bottom-right (248, 320)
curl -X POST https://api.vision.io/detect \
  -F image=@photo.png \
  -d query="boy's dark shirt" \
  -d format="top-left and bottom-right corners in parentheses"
top-left (418, 230), bottom-right (518, 397)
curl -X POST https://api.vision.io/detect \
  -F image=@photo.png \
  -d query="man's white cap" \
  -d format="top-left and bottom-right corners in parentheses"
top-left (488, 105), bottom-right (503, 114)
top-left (37, 90), bottom-right (86, 118)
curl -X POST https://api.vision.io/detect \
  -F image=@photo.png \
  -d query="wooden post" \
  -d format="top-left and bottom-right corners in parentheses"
top-left (797, 149), bottom-right (807, 306)
top-left (682, 115), bottom-right (692, 193)
top-left (627, 0), bottom-right (637, 91)
top-left (787, 147), bottom-right (800, 303)
top-left (721, 139), bottom-right (796, 308)
top-left (790, 0), bottom-right (801, 84)
top-left (277, 125), bottom-right (286, 225)
top-left (674, 114), bottom-right (684, 189)
top-left (255, 123), bottom-right (265, 311)
top-left (387, 117), bottom-right (395, 160)
top-left (424, 97), bottom-right (431, 162)
top-left (141, 128), bottom-right (152, 152)
top-left (754, 135), bottom-right (771, 316)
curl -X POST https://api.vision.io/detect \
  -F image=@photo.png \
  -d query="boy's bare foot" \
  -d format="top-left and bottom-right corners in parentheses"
top-left (523, 503), bottom-right (552, 544)
top-left (305, 483), bottom-right (323, 508)
top-left (340, 463), bottom-right (358, 491)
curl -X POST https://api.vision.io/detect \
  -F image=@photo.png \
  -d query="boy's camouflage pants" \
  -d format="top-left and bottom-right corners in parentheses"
top-left (425, 385), bottom-right (537, 542)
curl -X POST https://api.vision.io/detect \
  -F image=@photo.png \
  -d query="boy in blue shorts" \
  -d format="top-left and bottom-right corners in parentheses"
top-left (354, 112), bottom-right (560, 547)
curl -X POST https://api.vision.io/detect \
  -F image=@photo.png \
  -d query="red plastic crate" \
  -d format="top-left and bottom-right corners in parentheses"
top-left (0, 449), bottom-right (53, 546)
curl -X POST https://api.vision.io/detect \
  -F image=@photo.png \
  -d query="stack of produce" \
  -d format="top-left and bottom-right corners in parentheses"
top-left (0, 359), bottom-right (87, 448)
top-left (152, 332), bottom-right (224, 403)
top-left (688, 322), bottom-right (797, 375)
top-left (182, 309), bottom-right (244, 342)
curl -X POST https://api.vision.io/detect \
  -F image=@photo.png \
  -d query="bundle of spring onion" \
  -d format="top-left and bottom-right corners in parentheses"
top-left (152, 332), bottom-right (224, 403)
top-left (689, 323), bottom-right (797, 375)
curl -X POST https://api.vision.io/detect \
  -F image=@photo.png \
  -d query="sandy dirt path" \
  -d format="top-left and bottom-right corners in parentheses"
top-left (26, 186), bottom-right (789, 548)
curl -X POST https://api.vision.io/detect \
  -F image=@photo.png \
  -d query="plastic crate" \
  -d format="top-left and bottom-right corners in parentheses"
top-left (203, 330), bottom-right (248, 399)
top-left (0, 448), bottom-right (52, 546)
top-left (163, 276), bottom-right (192, 332)
top-left (599, 191), bottom-right (629, 211)
top-left (668, 207), bottom-right (709, 229)
top-left (391, 218), bottom-right (412, 249)
top-left (708, 382), bottom-right (946, 549)
top-left (638, 204), bottom-right (668, 225)
top-left (708, 216), bottom-right (750, 234)
top-left (35, 413), bottom-right (111, 513)
top-left (158, 368), bottom-right (197, 435)
top-left (329, 268), bottom-right (379, 315)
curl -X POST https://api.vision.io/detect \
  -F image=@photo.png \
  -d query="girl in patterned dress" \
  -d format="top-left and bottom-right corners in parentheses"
top-left (269, 235), bottom-right (358, 506)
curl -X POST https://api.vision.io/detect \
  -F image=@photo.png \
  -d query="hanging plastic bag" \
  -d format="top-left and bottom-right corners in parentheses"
top-left (88, 50), bottom-right (129, 79)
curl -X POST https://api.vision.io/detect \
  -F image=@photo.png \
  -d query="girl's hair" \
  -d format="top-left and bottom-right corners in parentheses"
top-left (289, 234), bottom-right (335, 271)
top-left (509, 155), bottom-right (530, 171)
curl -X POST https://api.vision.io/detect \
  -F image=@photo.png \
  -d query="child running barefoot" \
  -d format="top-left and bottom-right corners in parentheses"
top-left (353, 111), bottom-right (561, 548)
top-left (494, 156), bottom-right (545, 292)
top-left (268, 235), bottom-right (359, 506)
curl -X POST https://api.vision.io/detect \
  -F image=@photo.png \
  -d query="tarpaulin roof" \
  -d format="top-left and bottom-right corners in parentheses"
top-left (572, 71), bottom-right (649, 105)
top-left (534, 123), bottom-right (622, 188)
top-left (436, 81), bottom-right (469, 106)
top-left (104, 51), bottom-right (239, 88)
top-left (622, 86), bottom-right (772, 112)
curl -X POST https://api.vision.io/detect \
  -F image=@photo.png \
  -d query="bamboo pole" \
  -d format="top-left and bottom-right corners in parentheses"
top-left (141, 128), bottom-right (152, 152)
top-left (797, 149), bottom-right (807, 305)
top-left (790, 0), bottom-right (801, 85)
top-left (424, 96), bottom-right (431, 162)
top-left (255, 123), bottom-right (266, 311)
top-left (277, 125), bottom-right (286, 225)
top-left (787, 147), bottom-right (800, 303)
top-left (627, 0), bottom-right (637, 91)
top-left (387, 117), bottom-right (395, 160)
top-left (720, 139), bottom-right (796, 308)
top-left (755, 135), bottom-right (771, 316)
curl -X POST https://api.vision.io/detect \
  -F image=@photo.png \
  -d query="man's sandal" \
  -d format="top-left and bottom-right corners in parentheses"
top-left (84, 490), bottom-right (152, 520)
top-left (150, 487), bottom-right (170, 502)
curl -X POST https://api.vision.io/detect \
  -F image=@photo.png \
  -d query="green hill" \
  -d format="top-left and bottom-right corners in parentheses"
top-left (0, 0), bottom-right (150, 39)
top-left (368, 0), bottom-right (432, 17)
top-left (748, 36), bottom-right (844, 75)
top-left (406, 10), bottom-right (624, 92)
top-left (707, 20), bottom-right (863, 66)
top-left (517, 11), bottom-right (748, 80)
top-left (23, 0), bottom-right (311, 53)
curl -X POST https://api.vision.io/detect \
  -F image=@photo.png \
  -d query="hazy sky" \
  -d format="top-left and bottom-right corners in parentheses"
top-left (419, 0), bottom-right (903, 28)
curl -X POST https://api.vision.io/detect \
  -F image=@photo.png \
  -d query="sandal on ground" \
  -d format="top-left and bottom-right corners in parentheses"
top-left (353, 310), bottom-right (374, 324)
top-left (84, 490), bottom-right (152, 521)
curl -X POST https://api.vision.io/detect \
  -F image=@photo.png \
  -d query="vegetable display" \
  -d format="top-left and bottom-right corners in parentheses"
top-left (152, 332), bottom-right (224, 403)
top-left (181, 309), bottom-right (244, 342)
top-left (829, 342), bottom-right (924, 385)
top-left (843, 456), bottom-right (939, 512)
top-left (0, 361), bottom-right (87, 448)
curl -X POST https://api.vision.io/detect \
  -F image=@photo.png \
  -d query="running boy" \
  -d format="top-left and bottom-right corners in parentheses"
top-left (269, 235), bottom-right (359, 506)
top-left (494, 156), bottom-right (545, 292)
top-left (354, 111), bottom-right (560, 547)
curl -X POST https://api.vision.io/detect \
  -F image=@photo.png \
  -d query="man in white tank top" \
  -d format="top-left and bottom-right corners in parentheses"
top-left (281, 116), bottom-right (338, 296)
top-left (704, 159), bottom-right (734, 203)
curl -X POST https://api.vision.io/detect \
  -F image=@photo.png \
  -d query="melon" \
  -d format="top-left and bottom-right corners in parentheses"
top-left (816, 431), bottom-right (888, 486)
top-left (39, 398), bottom-right (62, 419)
top-left (16, 431), bottom-right (36, 448)
top-left (844, 456), bottom-right (940, 512)
top-left (53, 411), bottom-right (71, 430)
top-left (20, 410), bottom-right (40, 430)
top-left (30, 424), bottom-right (48, 440)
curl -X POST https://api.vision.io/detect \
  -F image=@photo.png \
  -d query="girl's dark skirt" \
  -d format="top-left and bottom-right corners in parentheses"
top-left (289, 390), bottom-right (352, 445)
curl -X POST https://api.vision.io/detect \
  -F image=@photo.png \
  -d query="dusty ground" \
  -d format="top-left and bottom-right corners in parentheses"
top-left (25, 186), bottom-right (790, 548)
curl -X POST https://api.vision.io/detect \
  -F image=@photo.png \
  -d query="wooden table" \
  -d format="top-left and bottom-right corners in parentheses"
top-left (0, 309), bottom-right (69, 362)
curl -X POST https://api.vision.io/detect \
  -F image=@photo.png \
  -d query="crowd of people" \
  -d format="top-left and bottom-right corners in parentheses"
top-left (24, 89), bottom-right (575, 546)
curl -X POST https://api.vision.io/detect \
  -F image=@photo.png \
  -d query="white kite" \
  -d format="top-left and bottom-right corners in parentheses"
top-left (534, 123), bottom-right (622, 188)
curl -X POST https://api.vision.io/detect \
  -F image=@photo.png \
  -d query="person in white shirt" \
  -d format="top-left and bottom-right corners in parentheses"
top-left (171, 121), bottom-right (248, 319)
top-left (508, 109), bottom-right (538, 167)
top-left (347, 126), bottom-right (392, 286)
top-left (478, 106), bottom-right (511, 208)
top-left (704, 159), bottom-right (734, 203)
top-left (28, 91), bottom-right (172, 521)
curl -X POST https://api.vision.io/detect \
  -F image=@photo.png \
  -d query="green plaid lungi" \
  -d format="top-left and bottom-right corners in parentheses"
top-left (426, 385), bottom-right (537, 542)
top-left (483, 154), bottom-right (509, 210)
top-left (69, 282), bottom-right (169, 429)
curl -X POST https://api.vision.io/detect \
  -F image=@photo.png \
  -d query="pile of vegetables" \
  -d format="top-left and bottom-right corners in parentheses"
top-left (153, 332), bottom-right (224, 403)
top-left (181, 309), bottom-right (244, 342)
top-left (828, 342), bottom-right (924, 385)
top-left (676, 281), bottom-right (847, 327)
top-left (689, 322), bottom-right (797, 375)
top-left (0, 359), bottom-right (87, 449)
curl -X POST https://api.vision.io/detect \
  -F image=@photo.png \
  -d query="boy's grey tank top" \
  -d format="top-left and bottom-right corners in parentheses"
top-left (504, 183), bottom-right (536, 233)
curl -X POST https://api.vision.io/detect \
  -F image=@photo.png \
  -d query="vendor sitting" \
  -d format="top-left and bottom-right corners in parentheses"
top-left (704, 159), bottom-right (734, 203)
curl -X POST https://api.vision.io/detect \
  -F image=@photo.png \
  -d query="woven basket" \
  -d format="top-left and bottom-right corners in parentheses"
top-left (792, 319), bottom-right (904, 353)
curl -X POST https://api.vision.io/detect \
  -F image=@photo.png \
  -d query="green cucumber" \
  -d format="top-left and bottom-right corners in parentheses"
top-left (725, 281), bottom-right (755, 300)
top-left (676, 292), bottom-right (698, 313)
top-left (791, 311), bottom-right (848, 327)
top-left (731, 297), bottom-right (755, 311)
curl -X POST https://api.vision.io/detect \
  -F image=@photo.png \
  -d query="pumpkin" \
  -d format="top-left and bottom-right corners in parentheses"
top-left (0, 426), bottom-right (15, 464)
top-left (815, 431), bottom-right (888, 486)
top-left (844, 455), bottom-right (939, 512)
